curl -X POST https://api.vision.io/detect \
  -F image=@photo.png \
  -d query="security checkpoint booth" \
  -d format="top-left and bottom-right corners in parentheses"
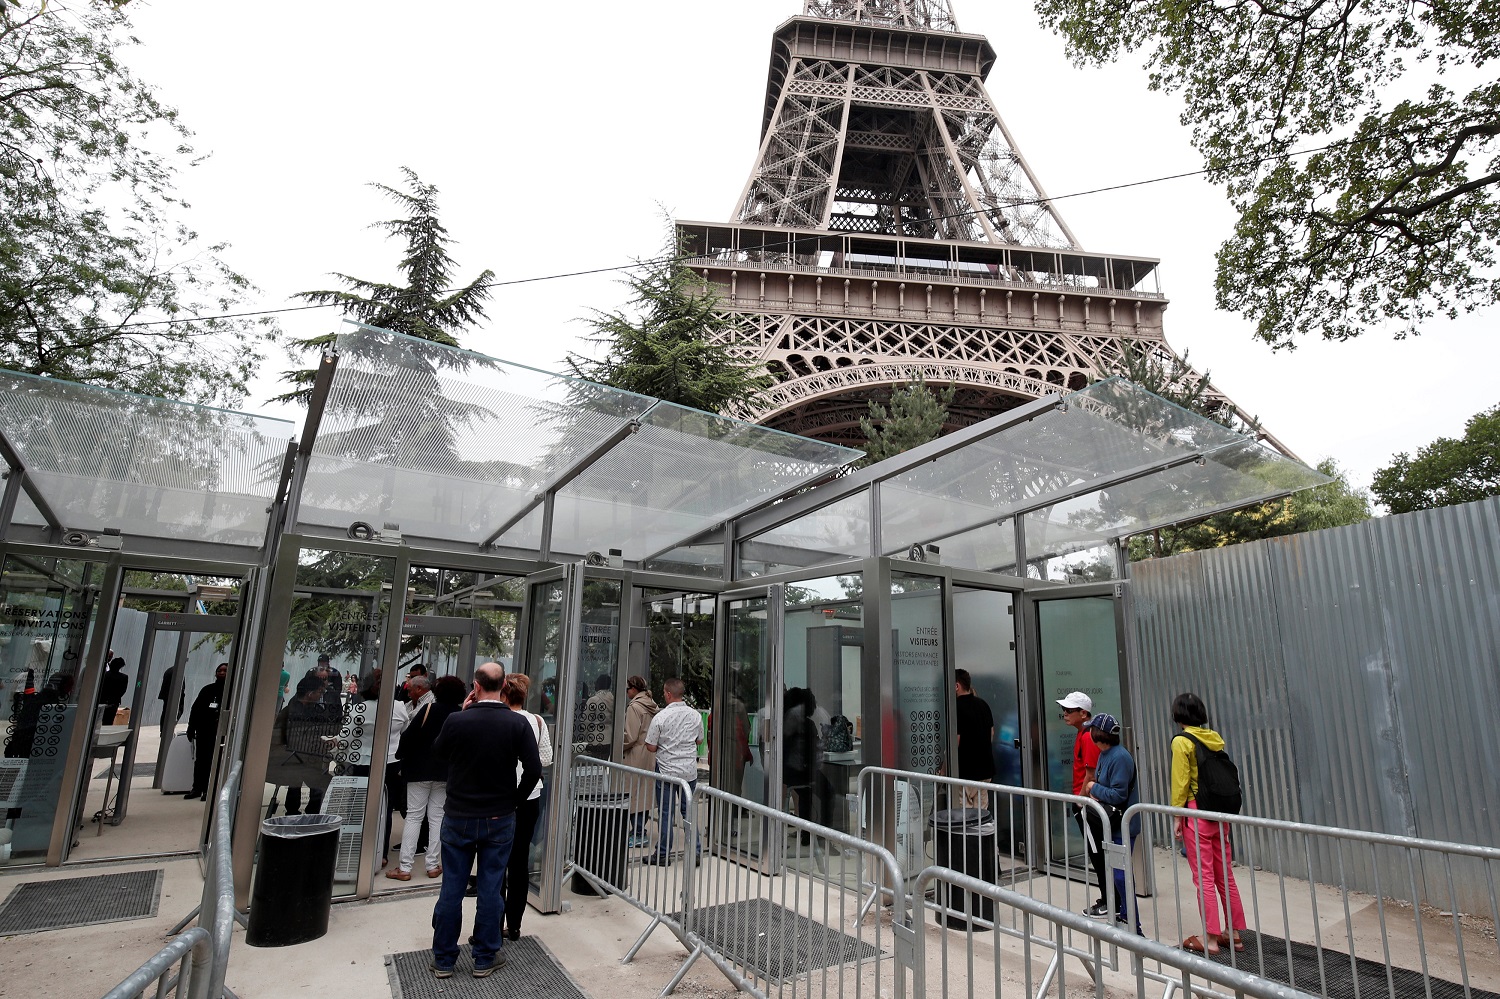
top-left (0, 323), bottom-right (1327, 920)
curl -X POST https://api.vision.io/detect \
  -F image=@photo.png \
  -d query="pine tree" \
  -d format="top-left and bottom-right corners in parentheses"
top-left (857, 379), bottom-right (955, 466)
top-left (566, 228), bottom-right (770, 414)
top-left (276, 167), bottom-right (494, 404)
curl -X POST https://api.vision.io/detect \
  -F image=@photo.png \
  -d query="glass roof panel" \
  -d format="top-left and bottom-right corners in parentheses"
top-left (1022, 440), bottom-right (1331, 561)
top-left (552, 404), bottom-right (857, 561)
top-left (738, 490), bottom-right (871, 575)
top-left (0, 370), bottom-right (293, 546)
top-left (301, 325), bottom-right (860, 551)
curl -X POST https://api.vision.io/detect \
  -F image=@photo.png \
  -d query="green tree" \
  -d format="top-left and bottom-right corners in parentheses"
top-left (0, 1), bottom-right (278, 405)
top-left (857, 378), bottom-right (955, 465)
top-left (277, 167), bottom-right (495, 403)
top-left (1130, 458), bottom-right (1371, 559)
top-left (1035, 0), bottom-right (1500, 349)
top-left (1371, 405), bottom-right (1500, 513)
top-left (567, 229), bottom-right (770, 413)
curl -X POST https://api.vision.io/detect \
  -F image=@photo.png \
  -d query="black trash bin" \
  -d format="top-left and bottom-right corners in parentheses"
top-left (571, 792), bottom-right (629, 896)
top-left (931, 807), bottom-right (996, 927)
top-left (246, 813), bottom-right (342, 947)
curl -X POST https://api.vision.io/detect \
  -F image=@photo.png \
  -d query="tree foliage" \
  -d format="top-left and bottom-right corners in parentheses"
top-left (1134, 458), bottom-right (1373, 558)
top-left (1036, 0), bottom-right (1500, 348)
top-left (567, 229), bottom-right (770, 413)
top-left (0, 1), bottom-right (278, 405)
top-left (278, 166), bottom-right (495, 403)
top-left (1371, 404), bottom-right (1500, 513)
top-left (857, 378), bottom-right (955, 465)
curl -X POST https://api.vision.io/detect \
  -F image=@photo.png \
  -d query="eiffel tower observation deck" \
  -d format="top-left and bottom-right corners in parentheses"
top-left (677, 0), bottom-right (1279, 452)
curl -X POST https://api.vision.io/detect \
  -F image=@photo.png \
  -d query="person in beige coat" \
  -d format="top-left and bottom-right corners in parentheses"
top-left (621, 675), bottom-right (659, 847)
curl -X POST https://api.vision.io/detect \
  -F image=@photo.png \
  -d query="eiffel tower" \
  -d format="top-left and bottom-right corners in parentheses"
top-left (677, 0), bottom-right (1284, 452)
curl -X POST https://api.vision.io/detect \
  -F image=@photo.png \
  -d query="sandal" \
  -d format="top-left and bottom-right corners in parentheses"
top-left (1214, 932), bottom-right (1246, 951)
top-left (1182, 935), bottom-right (1220, 955)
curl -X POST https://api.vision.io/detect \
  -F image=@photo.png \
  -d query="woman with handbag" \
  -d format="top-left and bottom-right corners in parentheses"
top-left (621, 675), bottom-right (658, 847)
top-left (1082, 712), bottom-right (1140, 931)
top-left (501, 673), bottom-right (551, 940)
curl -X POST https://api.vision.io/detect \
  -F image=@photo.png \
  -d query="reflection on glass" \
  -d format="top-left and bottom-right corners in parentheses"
top-left (1037, 596), bottom-right (1122, 865)
top-left (783, 575), bottom-right (864, 883)
top-left (522, 579), bottom-right (565, 894)
top-left (714, 597), bottom-right (769, 860)
top-left (635, 590), bottom-right (714, 778)
top-left (260, 548), bottom-right (395, 897)
top-left (402, 567), bottom-right (521, 682)
top-left (953, 586), bottom-right (1021, 845)
top-left (1, 555), bottom-right (103, 866)
top-left (574, 578), bottom-right (620, 761)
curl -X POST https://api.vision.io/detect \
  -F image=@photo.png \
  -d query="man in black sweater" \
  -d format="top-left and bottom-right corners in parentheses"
top-left (428, 663), bottom-right (541, 980)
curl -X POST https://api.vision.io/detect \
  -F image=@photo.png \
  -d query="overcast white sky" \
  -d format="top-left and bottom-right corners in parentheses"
top-left (120, 0), bottom-right (1498, 497)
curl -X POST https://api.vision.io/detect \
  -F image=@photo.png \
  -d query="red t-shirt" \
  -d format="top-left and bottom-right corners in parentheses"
top-left (1071, 729), bottom-right (1101, 793)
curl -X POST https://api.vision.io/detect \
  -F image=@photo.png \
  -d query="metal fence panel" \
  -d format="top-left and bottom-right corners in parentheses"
top-left (1130, 497), bottom-right (1500, 910)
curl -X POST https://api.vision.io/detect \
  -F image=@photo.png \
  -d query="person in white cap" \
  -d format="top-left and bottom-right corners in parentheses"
top-left (1057, 691), bottom-right (1109, 917)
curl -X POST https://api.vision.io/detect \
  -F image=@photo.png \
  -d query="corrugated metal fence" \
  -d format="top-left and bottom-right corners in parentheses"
top-left (1129, 496), bottom-right (1500, 911)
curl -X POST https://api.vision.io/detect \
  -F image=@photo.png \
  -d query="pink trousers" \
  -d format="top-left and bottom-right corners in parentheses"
top-left (1183, 801), bottom-right (1246, 937)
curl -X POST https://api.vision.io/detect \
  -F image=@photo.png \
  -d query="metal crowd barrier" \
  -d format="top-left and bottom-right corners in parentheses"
top-left (911, 865), bottom-right (1321, 999)
top-left (683, 782), bottom-right (908, 999)
top-left (1121, 801), bottom-right (1500, 999)
top-left (857, 767), bottom-right (1122, 981)
top-left (103, 762), bottom-right (242, 999)
top-left (565, 758), bottom-right (700, 969)
top-left (566, 757), bottom-right (909, 999)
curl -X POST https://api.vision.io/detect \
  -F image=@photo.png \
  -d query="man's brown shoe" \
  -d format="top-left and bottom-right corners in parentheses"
top-left (385, 869), bottom-right (412, 881)
top-left (427, 866), bottom-right (443, 878)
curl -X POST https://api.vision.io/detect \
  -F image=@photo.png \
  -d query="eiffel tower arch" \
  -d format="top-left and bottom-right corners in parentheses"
top-left (677, 0), bottom-right (1282, 452)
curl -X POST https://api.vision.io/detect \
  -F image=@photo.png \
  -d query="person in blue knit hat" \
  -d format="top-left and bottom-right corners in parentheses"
top-left (1082, 712), bottom-right (1141, 932)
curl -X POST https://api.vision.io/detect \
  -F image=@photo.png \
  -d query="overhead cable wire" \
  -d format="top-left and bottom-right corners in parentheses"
top-left (16, 134), bottom-right (1376, 337)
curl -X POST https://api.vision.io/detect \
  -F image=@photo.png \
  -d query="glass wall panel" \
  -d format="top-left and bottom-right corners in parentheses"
top-left (1036, 595), bottom-right (1122, 865)
top-left (259, 548), bottom-right (395, 897)
top-left (715, 597), bottom-right (769, 859)
top-left (402, 567), bottom-right (522, 680)
top-left (952, 586), bottom-right (1021, 841)
top-left (1, 555), bottom-right (105, 866)
top-left (522, 578), bottom-right (565, 895)
top-left (634, 589), bottom-right (714, 748)
top-left (890, 572), bottom-right (945, 776)
top-left (572, 578), bottom-right (621, 761)
top-left (739, 491), bottom-right (870, 576)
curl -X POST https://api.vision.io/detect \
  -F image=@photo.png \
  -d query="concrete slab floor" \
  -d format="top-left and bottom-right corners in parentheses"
top-left (0, 856), bottom-right (743, 999)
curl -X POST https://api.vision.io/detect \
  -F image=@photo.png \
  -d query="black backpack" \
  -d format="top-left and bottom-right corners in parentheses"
top-left (1177, 732), bottom-right (1243, 815)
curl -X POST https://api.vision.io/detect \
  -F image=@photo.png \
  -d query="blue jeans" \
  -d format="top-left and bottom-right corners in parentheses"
top-left (653, 766), bottom-right (699, 860)
top-left (431, 813), bottom-right (516, 969)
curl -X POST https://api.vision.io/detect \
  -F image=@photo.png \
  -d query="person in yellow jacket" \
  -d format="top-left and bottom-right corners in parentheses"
top-left (1171, 693), bottom-right (1246, 955)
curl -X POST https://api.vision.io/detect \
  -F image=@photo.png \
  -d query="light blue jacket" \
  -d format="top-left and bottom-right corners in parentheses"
top-left (1089, 743), bottom-right (1142, 842)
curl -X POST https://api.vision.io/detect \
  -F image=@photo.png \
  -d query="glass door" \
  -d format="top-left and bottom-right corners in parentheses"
top-left (516, 563), bottom-right (577, 915)
top-left (1026, 582), bottom-right (1129, 871)
top-left (1, 552), bottom-right (110, 867)
top-left (709, 586), bottom-right (780, 871)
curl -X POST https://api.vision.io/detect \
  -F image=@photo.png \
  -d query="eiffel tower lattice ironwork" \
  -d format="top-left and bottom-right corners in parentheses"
top-left (677, 0), bottom-right (1286, 453)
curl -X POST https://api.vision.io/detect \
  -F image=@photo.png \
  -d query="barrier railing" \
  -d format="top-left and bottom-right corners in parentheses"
top-left (1121, 801), bottom-right (1500, 999)
top-left (858, 767), bottom-right (1123, 983)
top-left (684, 783), bottom-right (909, 999)
top-left (564, 757), bottom-right (700, 968)
top-left (103, 762), bottom-right (241, 999)
top-left (566, 758), bottom-right (909, 999)
top-left (911, 865), bottom-right (1322, 999)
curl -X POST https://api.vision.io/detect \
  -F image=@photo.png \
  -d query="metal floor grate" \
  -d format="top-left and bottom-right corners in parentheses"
top-left (94, 762), bottom-right (157, 780)
top-left (1201, 933), bottom-right (1499, 999)
top-left (0, 869), bottom-right (163, 935)
top-left (688, 898), bottom-right (882, 982)
top-left (387, 937), bottom-right (589, 999)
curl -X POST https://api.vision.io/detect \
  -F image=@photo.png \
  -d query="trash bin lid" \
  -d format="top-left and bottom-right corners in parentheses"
top-left (262, 813), bottom-right (343, 837)
top-left (931, 807), bottom-right (993, 830)
top-left (573, 792), bottom-right (631, 807)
